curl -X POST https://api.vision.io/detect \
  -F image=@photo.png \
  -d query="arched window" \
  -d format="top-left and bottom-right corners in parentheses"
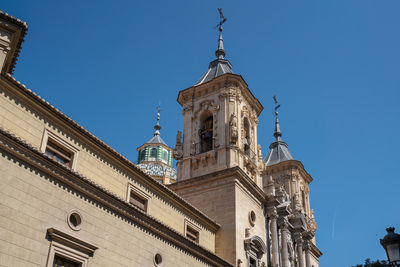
top-left (243, 118), bottom-right (251, 155)
top-left (163, 150), bottom-right (168, 161)
top-left (150, 147), bottom-right (157, 158)
top-left (199, 111), bottom-right (213, 153)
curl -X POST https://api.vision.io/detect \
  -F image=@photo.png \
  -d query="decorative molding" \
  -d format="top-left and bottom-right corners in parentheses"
top-left (47, 228), bottom-right (98, 255)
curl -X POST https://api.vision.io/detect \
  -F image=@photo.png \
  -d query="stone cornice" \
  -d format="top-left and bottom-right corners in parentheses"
top-left (177, 74), bottom-right (263, 116)
top-left (0, 10), bottom-right (28, 74)
top-left (0, 74), bottom-right (219, 232)
top-left (0, 127), bottom-right (233, 267)
top-left (169, 166), bottom-right (267, 205)
top-left (263, 160), bottom-right (313, 184)
top-left (310, 241), bottom-right (323, 258)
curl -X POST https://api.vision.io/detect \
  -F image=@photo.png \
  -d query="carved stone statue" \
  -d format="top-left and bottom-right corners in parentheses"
top-left (308, 209), bottom-right (317, 233)
top-left (293, 192), bottom-right (302, 213)
top-left (173, 131), bottom-right (183, 160)
top-left (229, 113), bottom-right (238, 144)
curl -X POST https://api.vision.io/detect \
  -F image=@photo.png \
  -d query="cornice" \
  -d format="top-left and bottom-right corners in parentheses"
top-left (0, 127), bottom-right (232, 267)
top-left (136, 142), bottom-right (173, 152)
top-left (169, 166), bottom-right (267, 205)
top-left (0, 10), bottom-right (28, 74)
top-left (0, 74), bottom-right (219, 231)
top-left (310, 242), bottom-right (323, 258)
top-left (263, 160), bottom-right (313, 184)
top-left (177, 74), bottom-right (263, 116)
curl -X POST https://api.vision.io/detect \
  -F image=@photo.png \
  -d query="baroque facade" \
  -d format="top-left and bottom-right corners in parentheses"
top-left (0, 10), bottom-right (321, 267)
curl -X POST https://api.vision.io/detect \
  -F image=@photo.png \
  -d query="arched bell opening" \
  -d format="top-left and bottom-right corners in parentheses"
top-left (199, 110), bottom-right (213, 153)
top-left (243, 117), bottom-right (251, 155)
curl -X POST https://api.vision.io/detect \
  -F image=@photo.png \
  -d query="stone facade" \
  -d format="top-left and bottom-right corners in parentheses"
top-left (0, 10), bottom-right (322, 267)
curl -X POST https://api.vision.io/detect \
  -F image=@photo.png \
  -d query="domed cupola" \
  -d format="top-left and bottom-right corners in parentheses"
top-left (136, 106), bottom-right (176, 184)
top-left (264, 97), bottom-right (294, 166)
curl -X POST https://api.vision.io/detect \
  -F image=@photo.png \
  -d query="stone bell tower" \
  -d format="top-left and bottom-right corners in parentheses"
top-left (173, 27), bottom-right (264, 188)
top-left (170, 11), bottom-right (269, 266)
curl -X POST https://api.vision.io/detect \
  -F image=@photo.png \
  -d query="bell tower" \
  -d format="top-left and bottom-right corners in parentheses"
top-left (173, 24), bottom-right (264, 187)
top-left (170, 10), bottom-right (268, 266)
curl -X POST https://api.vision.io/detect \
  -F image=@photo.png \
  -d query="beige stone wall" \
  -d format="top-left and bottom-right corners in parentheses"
top-left (0, 80), bottom-right (215, 251)
top-left (171, 175), bottom-right (268, 266)
top-left (171, 179), bottom-right (237, 265)
top-left (234, 182), bottom-right (267, 265)
top-left (0, 149), bottom-right (218, 267)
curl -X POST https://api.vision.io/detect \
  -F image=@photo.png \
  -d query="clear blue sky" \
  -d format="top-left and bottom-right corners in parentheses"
top-left (3, 1), bottom-right (400, 266)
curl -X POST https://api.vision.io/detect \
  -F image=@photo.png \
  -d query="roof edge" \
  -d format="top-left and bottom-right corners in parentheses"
top-left (0, 10), bottom-right (28, 74)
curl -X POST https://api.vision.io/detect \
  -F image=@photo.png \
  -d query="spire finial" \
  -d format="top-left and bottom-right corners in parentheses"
top-left (273, 95), bottom-right (282, 141)
top-left (154, 103), bottom-right (161, 136)
top-left (215, 8), bottom-right (227, 59)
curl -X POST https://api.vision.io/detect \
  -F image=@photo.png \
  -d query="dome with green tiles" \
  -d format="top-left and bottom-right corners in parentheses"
top-left (136, 107), bottom-right (176, 184)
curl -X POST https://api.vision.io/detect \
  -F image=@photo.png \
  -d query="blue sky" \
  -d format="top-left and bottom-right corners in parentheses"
top-left (3, 1), bottom-right (400, 266)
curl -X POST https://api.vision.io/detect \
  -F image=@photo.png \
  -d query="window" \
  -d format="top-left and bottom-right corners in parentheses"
top-left (41, 129), bottom-right (79, 170)
top-left (129, 191), bottom-right (147, 211)
top-left (249, 255), bottom-right (257, 267)
top-left (162, 150), bottom-right (168, 161)
top-left (140, 149), bottom-right (146, 162)
top-left (150, 147), bottom-right (157, 158)
top-left (46, 228), bottom-right (97, 267)
top-left (45, 140), bottom-right (73, 167)
top-left (186, 226), bottom-right (199, 242)
top-left (243, 117), bottom-right (251, 155)
top-left (184, 220), bottom-right (200, 243)
top-left (127, 185), bottom-right (151, 213)
top-left (199, 111), bottom-right (213, 153)
top-left (53, 255), bottom-right (81, 267)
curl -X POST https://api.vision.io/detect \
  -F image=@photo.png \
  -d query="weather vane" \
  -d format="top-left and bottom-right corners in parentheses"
top-left (215, 8), bottom-right (227, 31)
top-left (273, 95), bottom-right (281, 116)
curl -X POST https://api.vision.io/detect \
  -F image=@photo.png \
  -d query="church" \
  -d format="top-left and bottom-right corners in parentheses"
top-left (0, 10), bottom-right (321, 267)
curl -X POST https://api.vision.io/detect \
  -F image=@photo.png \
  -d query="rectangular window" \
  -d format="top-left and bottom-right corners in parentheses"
top-left (45, 140), bottom-right (73, 167)
top-left (186, 225), bottom-right (199, 243)
top-left (41, 129), bottom-right (79, 170)
top-left (46, 228), bottom-right (97, 267)
top-left (129, 191), bottom-right (148, 211)
top-left (53, 255), bottom-right (81, 267)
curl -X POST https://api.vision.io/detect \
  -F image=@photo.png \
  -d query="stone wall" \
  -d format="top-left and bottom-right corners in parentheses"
top-left (0, 148), bottom-right (221, 267)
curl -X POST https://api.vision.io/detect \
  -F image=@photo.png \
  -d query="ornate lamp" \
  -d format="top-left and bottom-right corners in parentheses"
top-left (380, 227), bottom-right (400, 266)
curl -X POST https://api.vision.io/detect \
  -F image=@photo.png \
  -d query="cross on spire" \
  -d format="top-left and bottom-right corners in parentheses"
top-left (273, 95), bottom-right (282, 141)
top-left (215, 8), bottom-right (227, 60)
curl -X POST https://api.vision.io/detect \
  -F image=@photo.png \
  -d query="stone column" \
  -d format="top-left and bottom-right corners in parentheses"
top-left (279, 218), bottom-right (290, 267)
top-left (294, 233), bottom-right (305, 267)
top-left (304, 239), bottom-right (312, 267)
top-left (268, 209), bottom-right (279, 267)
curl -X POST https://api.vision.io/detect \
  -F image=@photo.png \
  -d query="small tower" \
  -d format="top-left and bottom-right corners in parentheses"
top-left (262, 99), bottom-right (321, 267)
top-left (136, 106), bottom-right (176, 184)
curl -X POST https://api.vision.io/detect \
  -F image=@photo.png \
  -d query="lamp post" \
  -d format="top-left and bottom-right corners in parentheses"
top-left (380, 227), bottom-right (400, 266)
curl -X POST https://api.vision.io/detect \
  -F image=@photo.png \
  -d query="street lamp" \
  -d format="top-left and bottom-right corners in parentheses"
top-left (380, 227), bottom-right (400, 266)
